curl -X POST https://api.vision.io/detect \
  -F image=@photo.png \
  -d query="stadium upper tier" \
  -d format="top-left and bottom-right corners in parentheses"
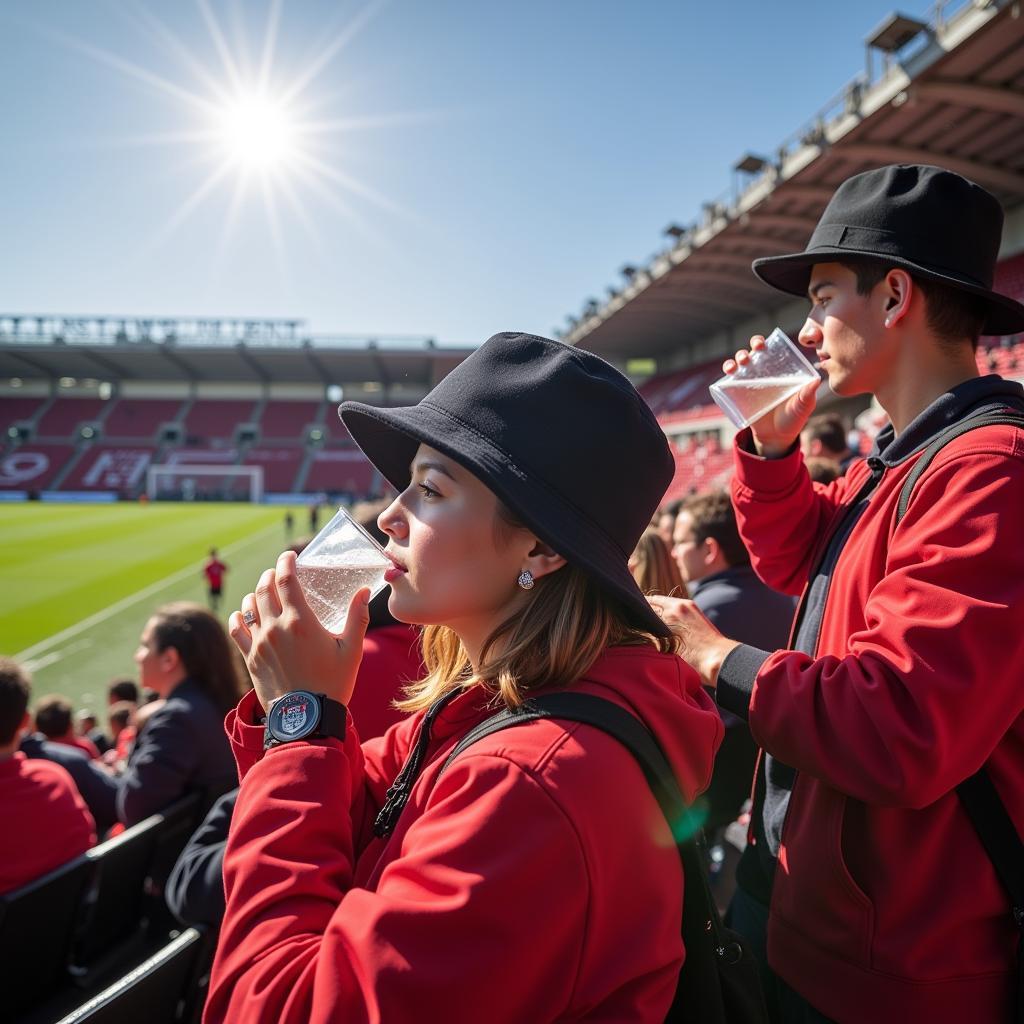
top-left (561, 0), bottom-right (1024, 367)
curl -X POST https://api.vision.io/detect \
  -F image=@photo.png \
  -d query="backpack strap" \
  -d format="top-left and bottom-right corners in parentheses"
top-left (893, 406), bottom-right (1024, 1021)
top-left (440, 688), bottom-right (753, 1007)
top-left (895, 410), bottom-right (1024, 525)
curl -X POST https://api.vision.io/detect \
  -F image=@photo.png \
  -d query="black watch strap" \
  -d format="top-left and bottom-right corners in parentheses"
top-left (318, 696), bottom-right (347, 742)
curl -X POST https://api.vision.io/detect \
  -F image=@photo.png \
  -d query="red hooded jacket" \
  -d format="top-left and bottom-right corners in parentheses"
top-left (204, 646), bottom-right (721, 1023)
top-left (725, 388), bottom-right (1024, 1023)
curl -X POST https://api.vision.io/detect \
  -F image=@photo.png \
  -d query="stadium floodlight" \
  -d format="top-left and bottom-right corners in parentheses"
top-left (146, 464), bottom-right (264, 503)
top-left (866, 13), bottom-right (928, 53)
top-left (733, 154), bottom-right (769, 175)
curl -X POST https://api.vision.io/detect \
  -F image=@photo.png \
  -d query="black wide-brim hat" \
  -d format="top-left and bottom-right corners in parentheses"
top-left (752, 164), bottom-right (1024, 336)
top-left (339, 332), bottom-right (675, 637)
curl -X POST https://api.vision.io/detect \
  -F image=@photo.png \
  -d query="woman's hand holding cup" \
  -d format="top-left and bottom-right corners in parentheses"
top-left (229, 549), bottom-right (371, 713)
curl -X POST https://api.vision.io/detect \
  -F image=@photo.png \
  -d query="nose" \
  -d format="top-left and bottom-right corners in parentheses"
top-left (798, 315), bottom-right (822, 349)
top-left (377, 494), bottom-right (407, 540)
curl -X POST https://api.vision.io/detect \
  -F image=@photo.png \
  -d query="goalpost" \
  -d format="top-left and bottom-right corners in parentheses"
top-left (146, 464), bottom-right (265, 503)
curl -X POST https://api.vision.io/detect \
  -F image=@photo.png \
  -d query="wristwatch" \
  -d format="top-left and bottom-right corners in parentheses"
top-left (264, 690), bottom-right (347, 749)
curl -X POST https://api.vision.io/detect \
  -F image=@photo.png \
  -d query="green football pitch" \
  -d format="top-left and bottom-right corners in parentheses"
top-left (0, 502), bottom-right (308, 714)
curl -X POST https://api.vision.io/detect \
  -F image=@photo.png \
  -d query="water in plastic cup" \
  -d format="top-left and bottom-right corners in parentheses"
top-left (708, 328), bottom-right (820, 430)
top-left (295, 507), bottom-right (391, 633)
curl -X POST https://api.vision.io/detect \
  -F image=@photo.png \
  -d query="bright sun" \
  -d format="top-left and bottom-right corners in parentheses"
top-left (216, 93), bottom-right (296, 170)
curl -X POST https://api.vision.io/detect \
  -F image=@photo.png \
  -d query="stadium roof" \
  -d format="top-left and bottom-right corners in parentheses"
top-left (0, 316), bottom-right (471, 386)
top-left (563, 0), bottom-right (1024, 362)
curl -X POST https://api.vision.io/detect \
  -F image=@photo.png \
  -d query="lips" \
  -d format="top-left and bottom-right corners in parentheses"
top-left (384, 550), bottom-right (408, 583)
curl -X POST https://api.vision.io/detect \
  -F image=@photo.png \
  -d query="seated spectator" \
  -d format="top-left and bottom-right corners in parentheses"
top-left (104, 700), bottom-right (136, 767)
top-left (629, 527), bottom-right (684, 597)
top-left (804, 455), bottom-right (841, 485)
top-left (800, 413), bottom-right (857, 474)
top-left (76, 709), bottom-right (111, 756)
top-left (117, 603), bottom-right (244, 826)
top-left (35, 695), bottom-right (101, 759)
top-left (1, 658), bottom-right (95, 894)
top-left (107, 677), bottom-right (139, 705)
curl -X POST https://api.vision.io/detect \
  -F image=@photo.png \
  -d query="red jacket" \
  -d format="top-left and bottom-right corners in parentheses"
top-left (345, 624), bottom-right (422, 741)
top-left (729, 410), bottom-right (1024, 1023)
top-left (204, 646), bottom-right (722, 1023)
top-left (0, 754), bottom-right (95, 894)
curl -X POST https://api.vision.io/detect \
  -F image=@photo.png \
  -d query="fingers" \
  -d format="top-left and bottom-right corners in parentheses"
top-left (274, 549), bottom-right (311, 617)
top-left (255, 566), bottom-right (283, 622)
top-left (723, 335), bottom-right (765, 375)
top-left (340, 586), bottom-right (372, 650)
top-left (227, 609), bottom-right (252, 656)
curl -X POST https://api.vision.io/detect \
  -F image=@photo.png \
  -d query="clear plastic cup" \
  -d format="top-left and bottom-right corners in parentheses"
top-left (295, 507), bottom-right (391, 633)
top-left (708, 328), bottom-right (820, 430)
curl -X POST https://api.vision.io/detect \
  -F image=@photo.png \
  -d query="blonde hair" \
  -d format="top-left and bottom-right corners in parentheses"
top-left (631, 527), bottom-right (685, 598)
top-left (396, 507), bottom-right (679, 713)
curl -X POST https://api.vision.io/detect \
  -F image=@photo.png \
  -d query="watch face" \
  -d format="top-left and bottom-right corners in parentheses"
top-left (268, 691), bottom-right (321, 743)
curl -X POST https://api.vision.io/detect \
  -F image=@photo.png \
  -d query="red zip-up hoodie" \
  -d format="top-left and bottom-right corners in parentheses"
top-left (722, 377), bottom-right (1024, 1023)
top-left (204, 646), bottom-right (721, 1024)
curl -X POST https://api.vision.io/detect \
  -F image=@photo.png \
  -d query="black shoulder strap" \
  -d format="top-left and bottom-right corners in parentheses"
top-left (892, 405), bottom-right (1024, 1012)
top-left (896, 410), bottom-right (1024, 525)
top-left (441, 693), bottom-right (725, 944)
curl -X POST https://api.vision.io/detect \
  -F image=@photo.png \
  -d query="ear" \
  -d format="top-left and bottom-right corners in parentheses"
top-left (881, 268), bottom-right (914, 327)
top-left (159, 645), bottom-right (182, 673)
top-left (702, 535), bottom-right (722, 568)
top-left (523, 539), bottom-right (568, 582)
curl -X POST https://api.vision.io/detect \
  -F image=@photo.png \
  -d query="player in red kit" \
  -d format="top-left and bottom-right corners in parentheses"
top-left (203, 548), bottom-right (228, 613)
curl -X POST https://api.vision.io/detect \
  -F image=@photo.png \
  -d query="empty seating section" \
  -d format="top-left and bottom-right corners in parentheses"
top-left (1, 395), bottom-right (46, 430)
top-left (36, 398), bottom-right (106, 438)
top-left (0, 443), bottom-right (77, 490)
top-left (103, 399), bottom-right (184, 439)
top-left (182, 399), bottom-right (257, 440)
top-left (260, 399), bottom-right (323, 438)
top-left (61, 446), bottom-right (154, 492)
top-left (244, 447), bottom-right (304, 491)
top-left (640, 359), bottom-right (723, 420)
top-left (305, 449), bottom-right (377, 494)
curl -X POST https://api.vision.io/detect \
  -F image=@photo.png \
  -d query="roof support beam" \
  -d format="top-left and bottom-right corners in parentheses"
top-left (913, 79), bottom-right (1024, 117)
top-left (839, 143), bottom-right (1024, 196)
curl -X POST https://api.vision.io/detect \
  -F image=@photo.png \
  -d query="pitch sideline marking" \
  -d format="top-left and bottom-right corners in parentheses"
top-left (16, 521), bottom-right (282, 665)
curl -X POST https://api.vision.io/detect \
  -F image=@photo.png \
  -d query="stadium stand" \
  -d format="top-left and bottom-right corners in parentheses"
top-left (181, 399), bottom-right (257, 442)
top-left (1, 395), bottom-right (46, 432)
top-left (102, 399), bottom-right (185, 440)
top-left (36, 398), bottom-right (107, 439)
top-left (61, 446), bottom-right (155, 493)
top-left (305, 448), bottom-right (378, 495)
top-left (0, 443), bottom-right (78, 491)
top-left (259, 398), bottom-right (325, 439)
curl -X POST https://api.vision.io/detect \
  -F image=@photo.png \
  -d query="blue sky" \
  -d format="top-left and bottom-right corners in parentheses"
top-left (0, 0), bottom-right (937, 346)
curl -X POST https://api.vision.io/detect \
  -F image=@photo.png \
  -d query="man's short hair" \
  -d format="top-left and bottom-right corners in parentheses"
top-left (842, 260), bottom-right (988, 347)
top-left (108, 678), bottom-right (139, 704)
top-left (108, 701), bottom-right (134, 729)
top-left (662, 499), bottom-right (684, 520)
top-left (803, 414), bottom-right (847, 456)
top-left (35, 695), bottom-right (73, 739)
top-left (0, 657), bottom-right (31, 745)
top-left (680, 490), bottom-right (750, 567)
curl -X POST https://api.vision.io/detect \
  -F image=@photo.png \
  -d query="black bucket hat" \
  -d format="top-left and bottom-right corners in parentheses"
top-left (752, 164), bottom-right (1024, 336)
top-left (339, 332), bottom-right (675, 637)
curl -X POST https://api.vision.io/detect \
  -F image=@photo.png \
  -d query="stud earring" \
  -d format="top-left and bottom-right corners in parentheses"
top-left (884, 317), bottom-right (892, 328)
top-left (517, 570), bottom-right (535, 590)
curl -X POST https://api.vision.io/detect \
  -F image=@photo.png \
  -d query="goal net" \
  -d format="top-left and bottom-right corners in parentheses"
top-left (146, 463), bottom-right (264, 503)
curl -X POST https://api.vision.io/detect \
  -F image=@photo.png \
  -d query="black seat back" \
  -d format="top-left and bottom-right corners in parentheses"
top-left (1, 854), bottom-right (93, 1017)
top-left (55, 928), bottom-right (207, 1024)
top-left (72, 813), bottom-right (164, 970)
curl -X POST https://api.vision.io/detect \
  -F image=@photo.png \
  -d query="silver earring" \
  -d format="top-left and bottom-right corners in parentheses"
top-left (517, 570), bottom-right (535, 590)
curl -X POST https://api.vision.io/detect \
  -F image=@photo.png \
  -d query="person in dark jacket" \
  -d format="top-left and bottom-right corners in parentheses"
top-left (117, 602), bottom-right (244, 826)
top-left (652, 164), bottom-right (1024, 1024)
top-left (672, 490), bottom-right (794, 835)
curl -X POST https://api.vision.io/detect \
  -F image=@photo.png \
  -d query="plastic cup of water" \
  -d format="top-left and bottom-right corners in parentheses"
top-left (708, 328), bottom-right (820, 430)
top-left (295, 507), bottom-right (391, 633)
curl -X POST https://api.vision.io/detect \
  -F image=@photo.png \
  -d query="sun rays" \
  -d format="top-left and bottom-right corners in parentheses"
top-left (44, 0), bottom-right (432, 266)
